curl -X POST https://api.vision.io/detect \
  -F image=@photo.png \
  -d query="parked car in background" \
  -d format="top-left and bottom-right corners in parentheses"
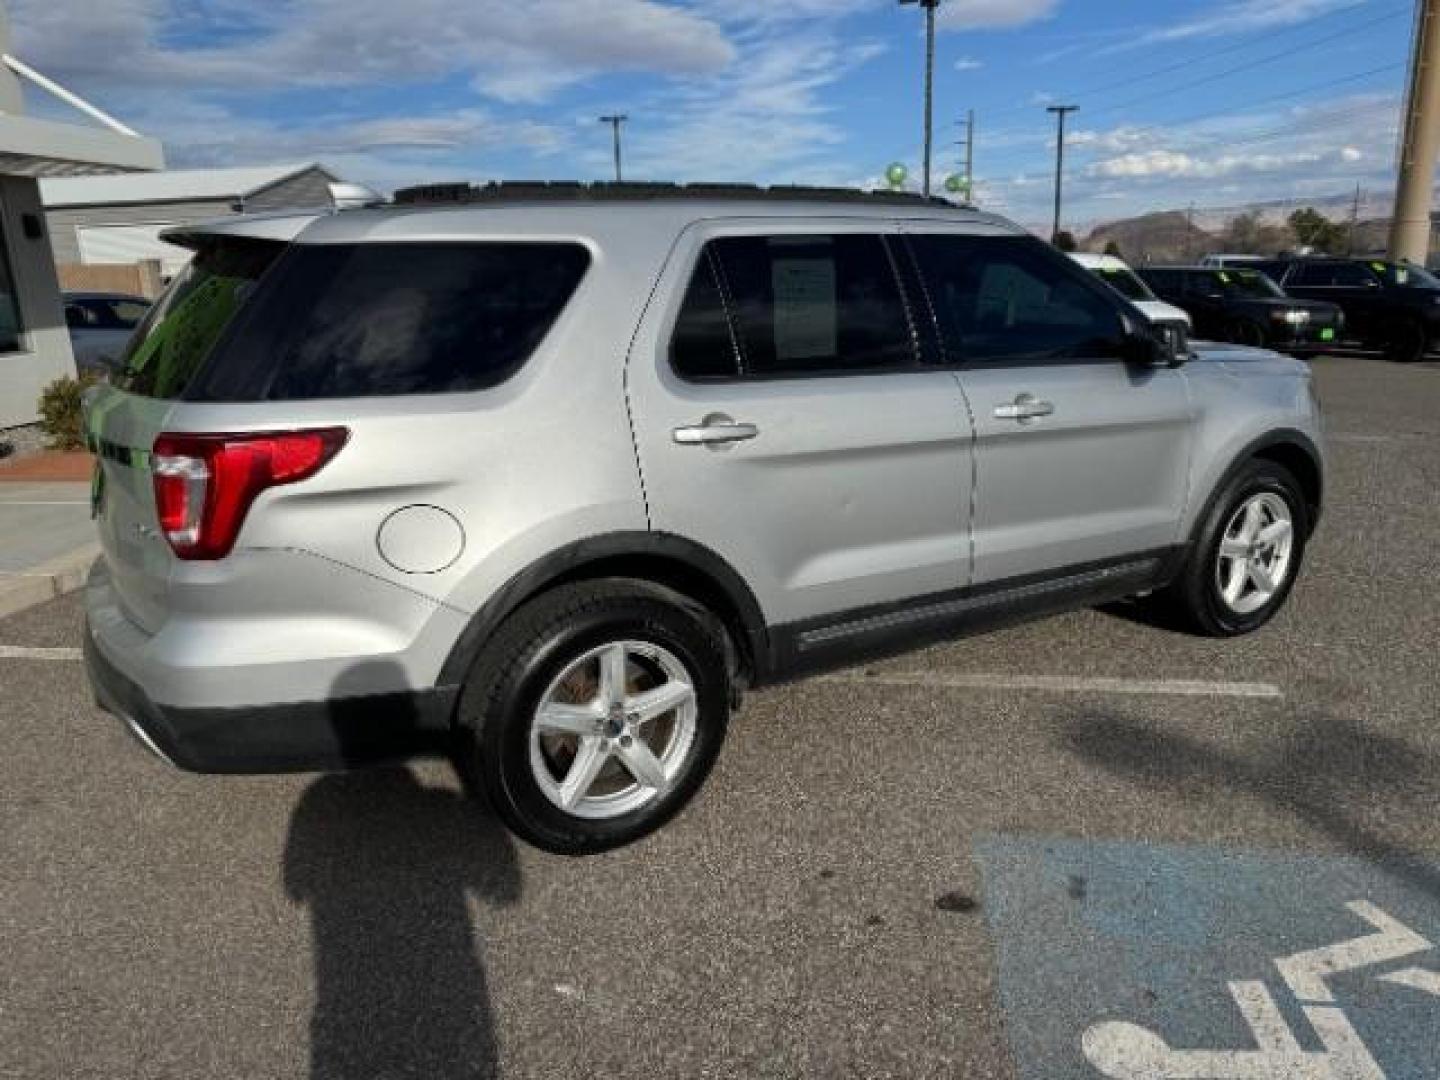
top-left (64, 292), bottom-right (151, 377)
top-left (1136, 265), bottom-right (1344, 354)
top-left (1251, 257), bottom-right (1440, 363)
top-left (1200, 254), bottom-right (1270, 268)
top-left (1070, 253), bottom-right (1192, 330)
top-left (84, 186), bottom-right (1324, 855)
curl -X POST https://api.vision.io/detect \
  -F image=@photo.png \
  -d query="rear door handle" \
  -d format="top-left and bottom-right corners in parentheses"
top-left (673, 415), bottom-right (760, 446)
top-left (993, 393), bottom-right (1055, 423)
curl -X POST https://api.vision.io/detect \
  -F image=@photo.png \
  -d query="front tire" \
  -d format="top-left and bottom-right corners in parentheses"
top-left (458, 579), bottom-right (731, 855)
top-left (1164, 459), bottom-right (1310, 637)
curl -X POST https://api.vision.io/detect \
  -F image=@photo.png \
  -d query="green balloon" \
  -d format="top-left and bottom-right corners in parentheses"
top-left (885, 162), bottom-right (908, 188)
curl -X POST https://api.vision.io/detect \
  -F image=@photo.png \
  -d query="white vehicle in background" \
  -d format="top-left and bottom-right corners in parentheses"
top-left (1070, 253), bottom-right (1192, 330)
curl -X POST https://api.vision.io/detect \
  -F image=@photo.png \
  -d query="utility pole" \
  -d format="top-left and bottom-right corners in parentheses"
top-left (900, 0), bottom-right (942, 197)
top-left (1047, 105), bottom-right (1079, 244)
top-left (1389, 0), bottom-right (1440, 263)
top-left (958, 110), bottom-right (975, 196)
top-left (1350, 183), bottom-right (1364, 255)
top-left (1186, 203), bottom-right (1196, 260)
top-left (598, 114), bottom-right (628, 183)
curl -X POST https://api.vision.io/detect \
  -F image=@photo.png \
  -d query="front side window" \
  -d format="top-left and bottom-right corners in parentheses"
top-left (1375, 261), bottom-right (1440, 289)
top-left (1091, 265), bottom-right (1154, 302)
top-left (1217, 269), bottom-right (1285, 299)
top-left (688, 234), bottom-right (915, 378)
top-left (190, 242), bottom-right (590, 401)
top-left (911, 235), bottom-right (1125, 363)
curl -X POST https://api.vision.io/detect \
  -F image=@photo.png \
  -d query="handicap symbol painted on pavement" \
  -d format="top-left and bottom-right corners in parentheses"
top-left (973, 837), bottom-right (1440, 1079)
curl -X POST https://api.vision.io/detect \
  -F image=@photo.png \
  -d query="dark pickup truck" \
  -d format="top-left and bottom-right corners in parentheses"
top-left (1136, 265), bottom-right (1345, 355)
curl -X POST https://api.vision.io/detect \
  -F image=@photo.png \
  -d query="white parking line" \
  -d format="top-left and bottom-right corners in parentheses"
top-left (820, 671), bottom-right (1283, 699)
top-left (0, 646), bottom-right (83, 661)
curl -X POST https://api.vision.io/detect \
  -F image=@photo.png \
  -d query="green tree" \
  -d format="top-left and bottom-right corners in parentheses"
top-left (1288, 207), bottom-right (1343, 253)
top-left (1224, 211), bottom-right (1264, 252)
top-left (1103, 240), bottom-right (1124, 259)
top-left (1053, 230), bottom-right (1078, 252)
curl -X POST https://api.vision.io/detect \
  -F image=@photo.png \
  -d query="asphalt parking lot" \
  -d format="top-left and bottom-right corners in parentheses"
top-left (3, 354), bottom-right (1438, 1079)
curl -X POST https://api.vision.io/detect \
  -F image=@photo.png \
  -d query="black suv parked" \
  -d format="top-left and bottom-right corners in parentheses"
top-left (1137, 266), bottom-right (1345, 354)
top-left (1252, 257), bottom-right (1440, 363)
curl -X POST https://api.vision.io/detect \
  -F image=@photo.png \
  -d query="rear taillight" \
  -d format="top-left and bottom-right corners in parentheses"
top-left (151, 429), bottom-right (348, 560)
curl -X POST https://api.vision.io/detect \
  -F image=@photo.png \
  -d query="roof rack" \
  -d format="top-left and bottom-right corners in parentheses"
top-left (391, 180), bottom-right (970, 209)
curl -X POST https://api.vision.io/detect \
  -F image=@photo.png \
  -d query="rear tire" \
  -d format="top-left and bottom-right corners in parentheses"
top-left (457, 579), bottom-right (731, 855)
top-left (1385, 319), bottom-right (1427, 364)
top-left (1161, 459), bottom-right (1310, 637)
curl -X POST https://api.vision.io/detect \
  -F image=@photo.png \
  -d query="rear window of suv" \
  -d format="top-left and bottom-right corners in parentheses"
top-left (190, 242), bottom-right (590, 401)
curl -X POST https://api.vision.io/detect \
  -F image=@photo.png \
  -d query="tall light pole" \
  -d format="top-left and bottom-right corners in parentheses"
top-left (899, 0), bottom-right (942, 197)
top-left (598, 114), bottom-right (628, 183)
top-left (1047, 104), bottom-right (1079, 244)
top-left (1389, 0), bottom-right (1440, 263)
top-left (958, 110), bottom-right (975, 196)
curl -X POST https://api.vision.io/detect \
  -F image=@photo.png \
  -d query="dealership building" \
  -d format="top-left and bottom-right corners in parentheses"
top-left (0, 2), bottom-right (163, 430)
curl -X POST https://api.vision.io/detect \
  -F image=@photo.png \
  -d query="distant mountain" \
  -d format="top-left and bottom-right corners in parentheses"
top-left (1082, 210), bottom-right (1215, 264)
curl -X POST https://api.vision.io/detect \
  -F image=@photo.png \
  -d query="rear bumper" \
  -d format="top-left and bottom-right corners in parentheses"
top-left (85, 621), bottom-right (457, 774)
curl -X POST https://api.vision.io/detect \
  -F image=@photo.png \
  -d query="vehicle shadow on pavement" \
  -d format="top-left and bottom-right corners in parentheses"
top-left (1062, 712), bottom-right (1440, 900)
top-left (283, 665), bottom-right (521, 1080)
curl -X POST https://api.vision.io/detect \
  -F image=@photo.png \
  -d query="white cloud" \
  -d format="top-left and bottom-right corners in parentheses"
top-left (1341, 146), bottom-right (1364, 162)
top-left (9, 0), bottom-right (737, 104)
top-left (617, 33), bottom-right (885, 183)
top-left (938, 0), bottom-right (1060, 31)
top-left (1132, 0), bottom-right (1363, 45)
top-left (954, 57), bottom-right (985, 72)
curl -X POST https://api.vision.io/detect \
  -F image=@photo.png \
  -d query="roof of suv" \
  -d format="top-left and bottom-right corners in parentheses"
top-left (164, 182), bottom-right (1025, 251)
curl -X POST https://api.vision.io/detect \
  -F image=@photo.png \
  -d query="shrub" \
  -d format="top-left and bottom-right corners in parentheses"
top-left (37, 373), bottom-right (101, 451)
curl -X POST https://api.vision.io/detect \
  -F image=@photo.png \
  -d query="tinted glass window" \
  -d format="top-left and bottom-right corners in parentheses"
top-left (911, 235), bottom-right (1125, 363)
top-left (1188, 271), bottom-right (1224, 296)
top-left (707, 234), bottom-right (914, 377)
top-left (0, 215), bottom-right (23, 353)
top-left (116, 239), bottom-right (281, 399)
top-left (1139, 268), bottom-right (1179, 294)
top-left (1091, 265), bottom-right (1153, 302)
top-left (1328, 262), bottom-right (1381, 288)
top-left (1376, 261), bottom-right (1440, 288)
top-left (671, 254), bottom-right (738, 379)
top-left (1289, 263), bottom-right (1329, 286)
top-left (191, 242), bottom-right (590, 401)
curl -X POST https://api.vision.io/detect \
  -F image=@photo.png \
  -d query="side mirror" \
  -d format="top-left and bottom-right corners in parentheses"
top-left (1123, 321), bottom-right (1188, 368)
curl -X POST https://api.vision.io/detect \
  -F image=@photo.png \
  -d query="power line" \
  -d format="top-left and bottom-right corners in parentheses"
top-left (988, 2), bottom-right (1408, 123)
top-left (1080, 8), bottom-right (1409, 122)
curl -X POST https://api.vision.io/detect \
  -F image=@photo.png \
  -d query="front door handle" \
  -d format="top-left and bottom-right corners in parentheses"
top-left (994, 393), bottom-right (1055, 423)
top-left (673, 415), bottom-right (760, 446)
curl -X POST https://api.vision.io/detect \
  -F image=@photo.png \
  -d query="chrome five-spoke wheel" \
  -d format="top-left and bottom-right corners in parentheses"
top-left (530, 640), bottom-right (698, 820)
top-left (1214, 491), bottom-right (1294, 615)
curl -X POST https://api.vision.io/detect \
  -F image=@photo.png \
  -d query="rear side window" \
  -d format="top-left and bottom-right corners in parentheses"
top-left (671, 234), bottom-right (915, 379)
top-left (910, 235), bottom-right (1125, 363)
top-left (116, 239), bottom-right (281, 399)
top-left (190, 242), bottom-right (590, 401)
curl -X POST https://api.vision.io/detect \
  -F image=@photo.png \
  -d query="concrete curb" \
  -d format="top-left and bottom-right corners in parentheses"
top-left (0, 544), bottom-right (98, 621)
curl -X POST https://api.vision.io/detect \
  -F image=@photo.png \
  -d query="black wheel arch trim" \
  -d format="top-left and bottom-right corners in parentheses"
top-left (1196, 428), bottom-right (1323, 541)
top-left (436, 531), bottom-right (770, 691)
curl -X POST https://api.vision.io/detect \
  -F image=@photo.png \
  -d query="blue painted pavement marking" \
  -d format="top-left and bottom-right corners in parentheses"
top-left (973, 836), bottom-right (1440, 1079)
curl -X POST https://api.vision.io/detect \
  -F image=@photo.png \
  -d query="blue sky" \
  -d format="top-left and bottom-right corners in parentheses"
top-left (9, 0), bottom-right (1413, 230)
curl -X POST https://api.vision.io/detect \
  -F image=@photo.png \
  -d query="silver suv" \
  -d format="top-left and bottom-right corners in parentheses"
top-left (84, 185), bottom-right (1324, 854)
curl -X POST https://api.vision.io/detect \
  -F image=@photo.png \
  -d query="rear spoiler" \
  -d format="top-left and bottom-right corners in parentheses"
top-left (160, 210), bottom-right (326, 253)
